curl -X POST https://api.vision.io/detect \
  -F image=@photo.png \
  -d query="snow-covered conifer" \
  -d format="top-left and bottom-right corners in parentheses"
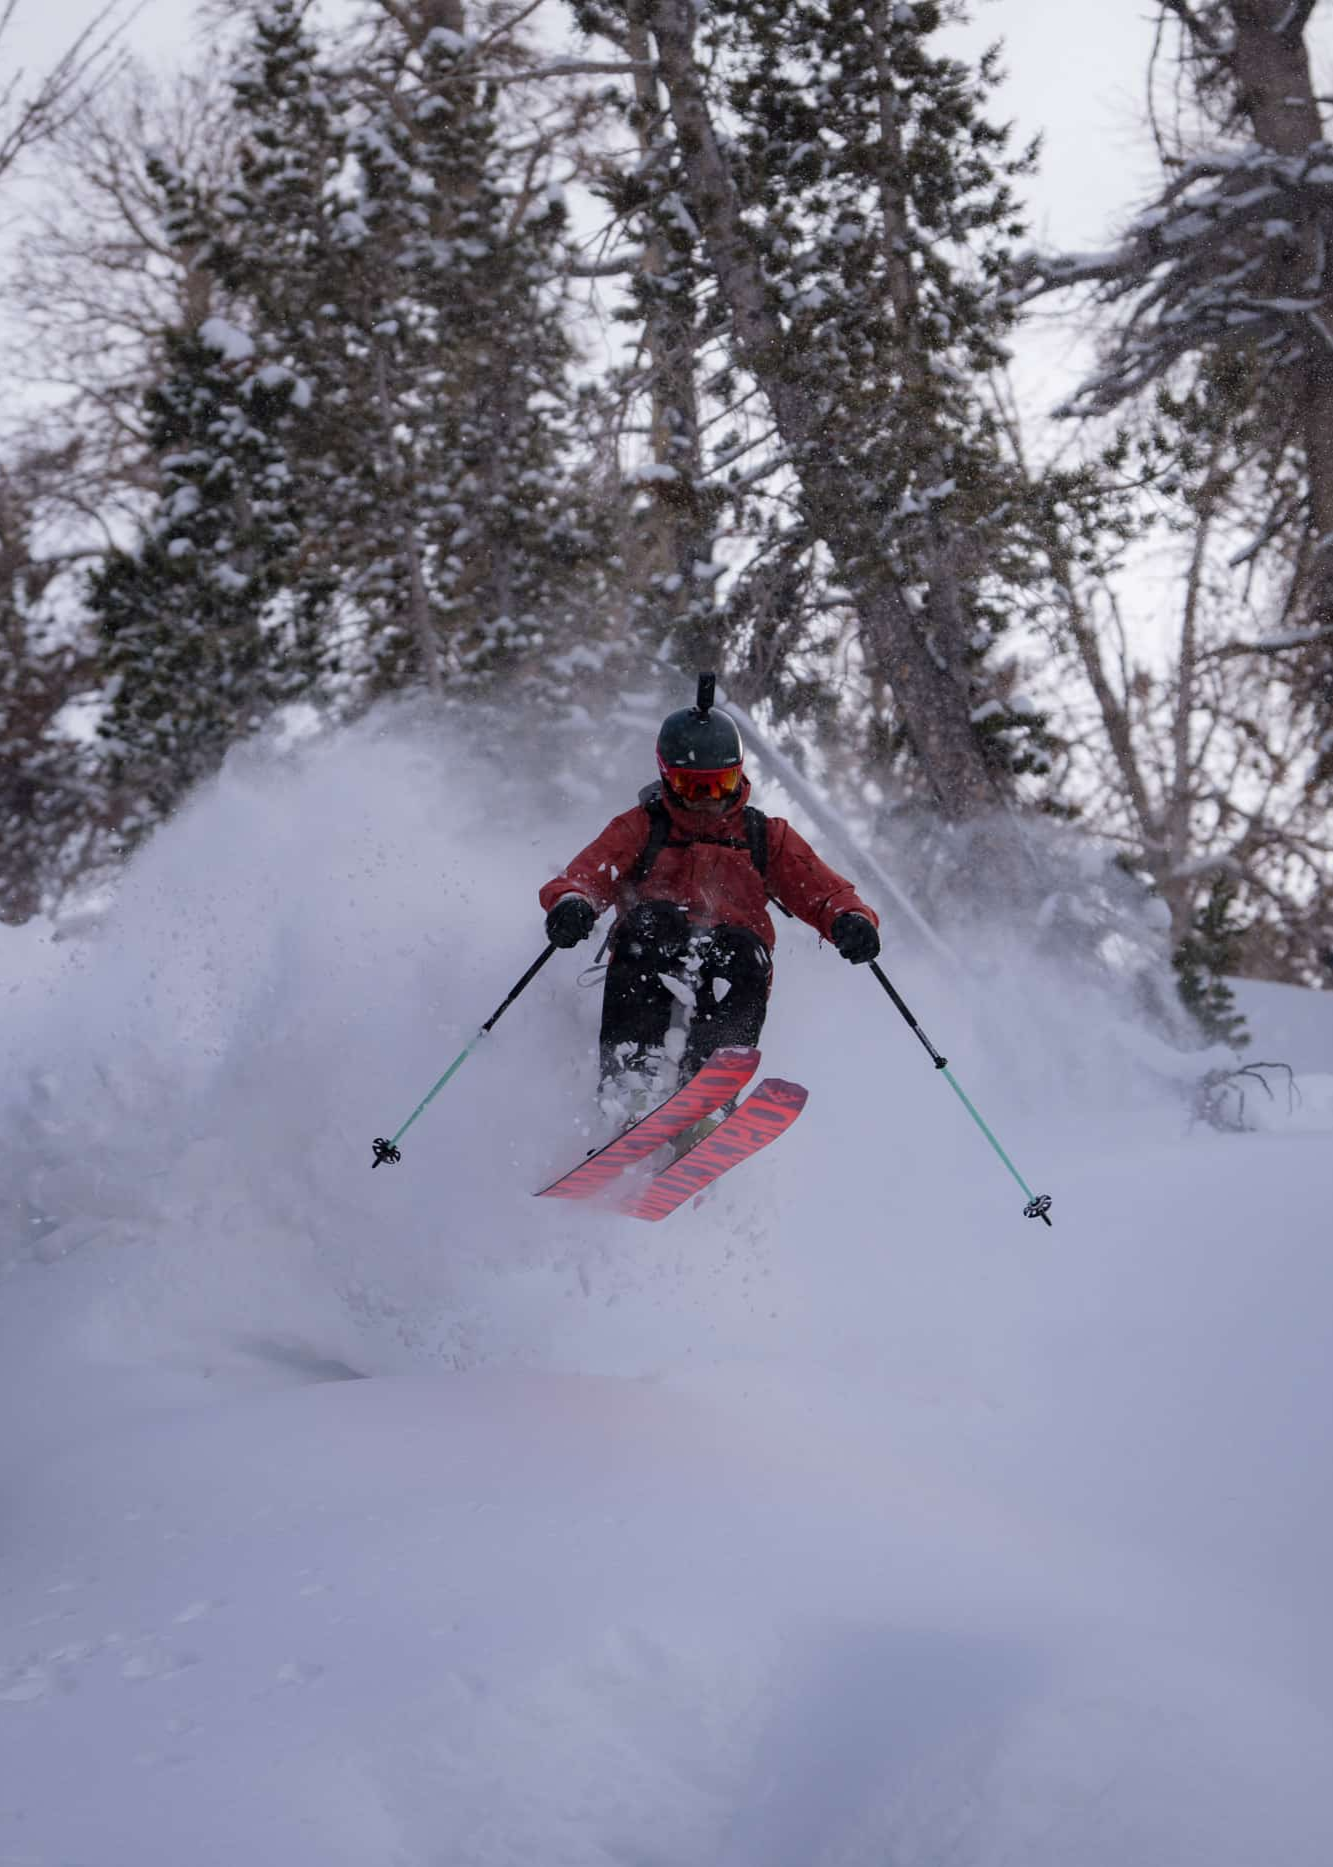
top-left (0, 448), bottom-right (104, 921)
top-left (216, 0), bottom-right (616, 705)
top-left (581, 0), bottom-right (1087, 816)
top-left (90, 157), bottom-right (317, 835)
top-left (374, 12), bottom-right (610, 696)
top-left (1173, 874), bottom-right (1251, 1049)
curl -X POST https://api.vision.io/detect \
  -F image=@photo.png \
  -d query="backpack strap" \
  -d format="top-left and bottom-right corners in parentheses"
top-left (743, 806), bottom-right (767, 876)
top-left (628, 786), bottom-right (793, 916)
top-left (629, 783), bottom-right (672, 887)
top-left (744, 805), bottom-right (794, 917)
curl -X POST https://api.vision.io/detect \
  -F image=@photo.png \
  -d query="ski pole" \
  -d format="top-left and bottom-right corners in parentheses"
top-left (371, 944), bottom-right (558, 1168)
top-left (868, 960), bottom-right (1053, 1227)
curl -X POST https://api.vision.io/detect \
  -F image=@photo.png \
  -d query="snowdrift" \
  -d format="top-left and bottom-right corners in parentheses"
top-left (3, 715), bottom-right (1332, 1865)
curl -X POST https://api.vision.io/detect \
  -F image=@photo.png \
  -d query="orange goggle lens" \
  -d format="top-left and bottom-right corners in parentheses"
top-left (661, 763), bottom-right (743, 803)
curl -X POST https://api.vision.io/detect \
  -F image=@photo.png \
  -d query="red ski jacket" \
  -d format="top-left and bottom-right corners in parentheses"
top-left (539, 777), bottom-right (878, 953)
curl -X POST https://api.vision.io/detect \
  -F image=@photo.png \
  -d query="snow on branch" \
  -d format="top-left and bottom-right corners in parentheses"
top-left (566, 250), bottom-right (645, 277)
top-left (1025, 139), bottom-right (1333, 416)
top-left (421, 59), bottom-right (651, 87)
top-left (721, 449), bottom-right (791, 491)
top-left (1203, 624), bottom-right (1333, 659)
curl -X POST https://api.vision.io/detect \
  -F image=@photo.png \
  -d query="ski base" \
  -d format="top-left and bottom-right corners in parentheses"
top-left (617, 1077), bottom-right (807, 1222)
top-left (535, 1046), bottom-right (760, 1203)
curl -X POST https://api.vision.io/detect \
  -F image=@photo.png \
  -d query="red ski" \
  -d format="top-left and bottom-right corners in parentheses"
top-left (616, 1077), bottom-right (808, 1222)
top-left (535, 1046), bottom-right (761, 1204)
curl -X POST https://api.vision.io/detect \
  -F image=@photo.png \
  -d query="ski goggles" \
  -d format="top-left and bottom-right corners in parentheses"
top-left (659, 760), bottom-right (744, 803)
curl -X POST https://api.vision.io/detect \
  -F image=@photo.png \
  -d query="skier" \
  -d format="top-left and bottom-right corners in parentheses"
top-left (539, 676), bottom-right (881, 1115)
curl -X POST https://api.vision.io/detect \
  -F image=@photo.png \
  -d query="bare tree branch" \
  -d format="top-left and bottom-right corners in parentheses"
top-left (0, 0), bottom-right (134, 183)
top-left (1158, 0), bottom-right (1225, 55)
top-left (429, 59), bottom-right (650, 85)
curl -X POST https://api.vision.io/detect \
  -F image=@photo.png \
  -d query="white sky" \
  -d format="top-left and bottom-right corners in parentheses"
top-left (14, 0), bottom-right (1333, 254)
top-left (15, 0), bottom-right (1333, 230)
top-left (952, 0), bottom-right (1162, 248)
top-left (5, 0), bottom-right (1250, 253)
top-left (2, 0), bottom-right (199, 82)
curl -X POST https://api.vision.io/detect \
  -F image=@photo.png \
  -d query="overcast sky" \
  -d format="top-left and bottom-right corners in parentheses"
top-left (2, 0), bottom-right (1191, 252)
top-left (15, 0), bottom-right (1333, 247)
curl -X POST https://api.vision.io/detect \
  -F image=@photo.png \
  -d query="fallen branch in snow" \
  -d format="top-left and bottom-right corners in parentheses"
top-left (1190, 1058), bottom-right (1299, 1132)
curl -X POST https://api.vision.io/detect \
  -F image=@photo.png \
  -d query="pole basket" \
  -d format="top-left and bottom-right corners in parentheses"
top-left (1023, 1193), bottom-right (1053, 1227)
top-left (371, 1137), bottom-right (402, 1169)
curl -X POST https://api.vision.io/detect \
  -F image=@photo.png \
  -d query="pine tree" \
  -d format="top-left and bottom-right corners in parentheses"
top-left (211, 1), bottom-right (362, 686)
top-left (1173, 874), bottom-right (1251, 1049)
top-left (581, 0), bottom-right (1089, 815)
top-left (90, 157), bottom-right (319, 835)
top-left (215, 0), bottom-right (618, 707)
top-left (355, 4), bottom-right (624, 701)
top-left (0, 449), bottom-right (104, 921)
top-left (400, 19), bottom-right (611, 695)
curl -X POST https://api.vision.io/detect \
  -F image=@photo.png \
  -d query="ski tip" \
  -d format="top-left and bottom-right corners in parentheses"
top-left (713, 1045), bottom-right (762, 1070)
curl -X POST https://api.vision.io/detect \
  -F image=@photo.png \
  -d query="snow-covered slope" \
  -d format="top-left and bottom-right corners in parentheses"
top-left (3, 719), bottom-right (1332, 1866)
top-left (1234, 974), bottom-right (1333, 1072)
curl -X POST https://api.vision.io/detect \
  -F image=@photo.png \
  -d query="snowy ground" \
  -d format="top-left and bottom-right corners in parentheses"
top-left (3, 718), bottom-right (1332, 1866)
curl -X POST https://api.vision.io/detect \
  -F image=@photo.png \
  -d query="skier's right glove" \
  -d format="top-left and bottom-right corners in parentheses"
top-left (546, 894), bottom-right (597, 948)
top-left (830, 911), bottom-right (880, 965)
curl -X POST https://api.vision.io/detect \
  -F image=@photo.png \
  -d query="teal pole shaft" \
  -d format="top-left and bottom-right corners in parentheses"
top-left (387, 1039), bottom-right (480, 1150)
top-left (868, 961), bottom-right (1052, 1226)
top-left (372, 944), bottom-right (557, 1167)
top-left (940, 1068), bottom-right (1038, 1204)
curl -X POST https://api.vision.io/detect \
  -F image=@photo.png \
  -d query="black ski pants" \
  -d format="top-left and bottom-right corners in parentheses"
top-left (599, 900), bottom-right (772, 1083)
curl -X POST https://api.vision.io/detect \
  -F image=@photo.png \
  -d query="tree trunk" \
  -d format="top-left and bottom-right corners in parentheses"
top-left (1226, 1), bottom-right (1333, 668)
top-left (624, 4), bottom-right (718, 672)
top-left (373, 348), bottom-right (442, 696)
top-left (1228, 1), bottom-right (1322, 153)
top-left (641, 0), bottom-right (1001, 818)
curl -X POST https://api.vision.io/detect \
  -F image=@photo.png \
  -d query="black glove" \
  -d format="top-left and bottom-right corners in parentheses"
top-left (830, 911), bottom-right (880, 965)
top-left (546, 895), bottom-right (597, 948)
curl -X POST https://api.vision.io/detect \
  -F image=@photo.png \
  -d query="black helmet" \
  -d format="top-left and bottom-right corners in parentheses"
top-left (656, 672), bottom-right (744, 803)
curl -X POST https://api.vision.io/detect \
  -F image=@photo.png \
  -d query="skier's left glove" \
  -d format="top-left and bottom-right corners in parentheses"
top-left (546, 894), bottom-right (597, 948)
top-left (830, 911), bottom-right (880, 965)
